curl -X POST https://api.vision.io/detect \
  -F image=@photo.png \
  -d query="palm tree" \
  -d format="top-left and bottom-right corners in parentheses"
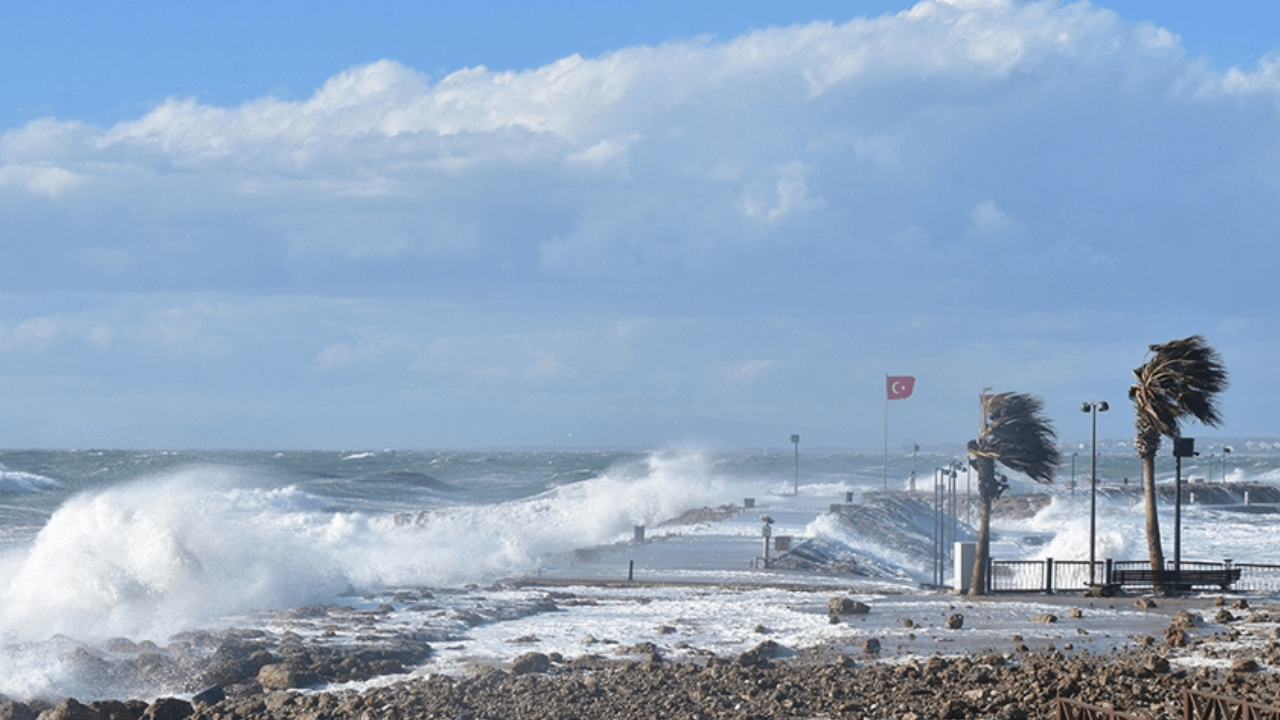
top-left (1128, 335), bottom-right (1228, 594)
top-left (967, 391), bottom-right (1060, 595)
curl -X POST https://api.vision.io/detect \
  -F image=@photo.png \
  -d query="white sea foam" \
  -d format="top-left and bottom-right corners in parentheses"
top-left (0, 464), bottom-right (60, 493)
top-left (0, 451), bottom-right (736, 644)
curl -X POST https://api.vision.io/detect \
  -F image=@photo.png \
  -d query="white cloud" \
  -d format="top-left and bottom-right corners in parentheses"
top-left (727, 359), bottom-right (775, 381)
top-left (0, 164), bottom-right (84, 198)
top-left (964, 199), bottom-right (1022, 248)
top-left (139, 304), bottom-right (236, 357)
top-left (0, 0), bottom-right (1276, 302)
top-left (0, 316), bottom-right (114, 353)
top-left (741, 162), bottom-right (812, 223)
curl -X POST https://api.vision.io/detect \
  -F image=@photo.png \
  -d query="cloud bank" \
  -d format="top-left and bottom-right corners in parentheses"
top-left (2, 0), bottom-right (1278, 447)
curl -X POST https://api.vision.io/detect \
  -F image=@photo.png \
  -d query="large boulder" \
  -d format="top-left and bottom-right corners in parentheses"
top-left (138, 699), bottom-right (191, 720)
top-left (256, 663), bottom-right (315, 690)
top-left (36, 700), bottom-right (102, 720)
top-left (827, 598), bottom-right (871, 616)
top-left (510, 653), bottom-right (550, 675)
top-left (0, 702), bottom-right (37, 720)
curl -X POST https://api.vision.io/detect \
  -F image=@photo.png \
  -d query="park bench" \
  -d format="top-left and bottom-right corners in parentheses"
top-left (1111, 567), bottom-right (1241, 591)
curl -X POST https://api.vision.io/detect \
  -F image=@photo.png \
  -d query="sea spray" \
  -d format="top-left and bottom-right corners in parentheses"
top-left (0, 450), bottom-right (733, 643)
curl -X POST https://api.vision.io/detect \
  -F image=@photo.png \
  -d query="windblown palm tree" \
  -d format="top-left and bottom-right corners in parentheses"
top-left (1129, 335), bottom-right (1228, 594)
top-left (967, 391), bottom-right (1060, 596)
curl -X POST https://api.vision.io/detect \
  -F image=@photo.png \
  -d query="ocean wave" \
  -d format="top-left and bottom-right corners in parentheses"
top-left (0, 464), bottom-right (61, 493)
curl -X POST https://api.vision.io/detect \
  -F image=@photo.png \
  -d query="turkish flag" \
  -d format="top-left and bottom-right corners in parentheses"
top-left (887, 376), bottom-right (916, 400)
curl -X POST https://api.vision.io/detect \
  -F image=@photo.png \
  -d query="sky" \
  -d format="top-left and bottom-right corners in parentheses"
top-left (2, 0), bottom-right (1279, 450)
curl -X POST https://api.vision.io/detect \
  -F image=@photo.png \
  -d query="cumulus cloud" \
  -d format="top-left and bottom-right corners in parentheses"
top-left (0, 0), bottom-right (1276, 307)
top-left (0, 316), bottom-right (113, 353)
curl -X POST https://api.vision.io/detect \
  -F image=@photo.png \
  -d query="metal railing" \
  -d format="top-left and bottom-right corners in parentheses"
top-left (1184, 689), bottom-right (1280, 720)
top-left (988, 558), bottom-right (1280, 594)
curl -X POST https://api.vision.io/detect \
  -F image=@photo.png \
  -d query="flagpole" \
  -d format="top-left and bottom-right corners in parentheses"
top-left (884, 375), bottom-right (889, 491)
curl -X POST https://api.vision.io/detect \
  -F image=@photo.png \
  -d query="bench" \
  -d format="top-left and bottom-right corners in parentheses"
top-left (1111, 567), bottom-right (1241, 591)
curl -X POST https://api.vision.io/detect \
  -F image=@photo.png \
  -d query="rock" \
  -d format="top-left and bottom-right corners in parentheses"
top-left (944, 614), bottom-right (964, 630)
top-left (1230, 658), bottom-right (1259, 673)
top-left (83, 702), bottom-right (133, 720)
top-left (1170, 610), bottom-right (1199, 629)
top-left (36, 699), bottom-right (102, 720)
top-left (190, 686), bottom-right (225, 707)
top-left (1133, 598), bottom-right (1157, 609)
top-left (1084, 584), bottom-right (1115, 598)
top-left (1231, 598), bottom-right (1250, 610)
top-left (1068, 607), bottom-right (1083, 619)
top-left (138, 699), bottom-right (192, 720)
top-left (1165, 628), bottom-right (1188, 648)
top-left (862, 638), bottom-right (881, 655)
top-left (0, 702), bottom-right (37, 720)
top-left (256, 663), bottom-right (314, 690)
top-left (1144, 656), bottom-right (1170, 673)
top-left (827, 598), bottom-right (871, 615)
top-left (511, 652), bottom-right (551, 675)
top-left (1215, 609), bottom-right (1236, 624)
top-left (1032, 614), bottom-right (1057, 624)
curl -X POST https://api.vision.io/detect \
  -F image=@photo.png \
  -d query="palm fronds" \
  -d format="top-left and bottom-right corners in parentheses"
top-left (1129, 334), bottom-right (1229, 442)
top-left (970, 391), bottom-right (1060, 484)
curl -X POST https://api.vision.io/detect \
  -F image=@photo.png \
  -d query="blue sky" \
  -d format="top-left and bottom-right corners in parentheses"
top-left (2, 0), bottom-right (1279, 450)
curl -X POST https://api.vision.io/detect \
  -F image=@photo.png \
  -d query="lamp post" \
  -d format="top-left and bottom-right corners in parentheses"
top-left (790, 434), bottom-right (800, 495)
top-left (1222, 446), bottom-right (1231, 484)
top-left (1173, 437), bottom-right (1198, 584)
top-left (1081, 401), bottom-right (1109, 584)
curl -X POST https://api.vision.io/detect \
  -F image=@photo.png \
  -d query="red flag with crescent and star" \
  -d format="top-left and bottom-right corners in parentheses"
top-left (887, 376), bottom-right (915, 400)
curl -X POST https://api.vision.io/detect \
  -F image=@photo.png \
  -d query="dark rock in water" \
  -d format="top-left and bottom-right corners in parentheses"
top-left (737, 640), bottom-right (791, 668)
top-left (190, 686), bottom-right (225, 707)
top-left (1133, 598), bottom-right (1157, 610)
top-left (256, 664), bottom-right (315, 691)
top-left (1231, 657), bottom-right (1259, 673)
top-left (1032, 613), bottom-right (1057, 624)
top-left (83, 701), bottom-right (133, 720)
top-left (511, 653), bottom-right (550, 675)
top-left (827, 598), bottom-right (871, 615)
top-left (138, 698), bottom-right (191, 720)
top-left (37, 699), bottom-right (103, 720)
top-left (862, 638), bottom-right (881, 655)
top-left (945, 613), bottom-right (964, 630)
top-left (1144, 656), bottom-right (1171, 673)
top-left (0, 701), bottom-right (37, 720)
top-left (1215, 609), bottom-right (1236, 623)
top-left (1165, 628), bottom-right (1188, 648)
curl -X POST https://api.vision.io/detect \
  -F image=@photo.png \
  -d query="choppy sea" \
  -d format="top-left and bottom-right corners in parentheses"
top-left (1, 446), bottom-right (1277, 700)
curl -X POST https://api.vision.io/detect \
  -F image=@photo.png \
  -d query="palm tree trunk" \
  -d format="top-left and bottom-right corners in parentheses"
top-left (969, 495), bottom-right (992, 596)
top-left (1140, 450), bottom-right (1167, 594)
top-left (968, 456), bottom-right (995, 596)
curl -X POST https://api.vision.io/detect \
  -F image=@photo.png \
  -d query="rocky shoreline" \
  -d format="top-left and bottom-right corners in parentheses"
top-left (5, 593), bottom-right (1279, 720)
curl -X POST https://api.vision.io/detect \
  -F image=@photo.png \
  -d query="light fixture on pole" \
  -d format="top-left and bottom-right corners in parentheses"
top-left (1081, 401), bottom-right (1109, 585)
top-left (790, 434), bottom-right (800, 496)
top-left (1222, 445), bottom-right (1232, 484)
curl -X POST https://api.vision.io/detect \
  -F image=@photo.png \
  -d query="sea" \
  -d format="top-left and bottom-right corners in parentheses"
top-left (1, 445), bottom-right (1277, 701)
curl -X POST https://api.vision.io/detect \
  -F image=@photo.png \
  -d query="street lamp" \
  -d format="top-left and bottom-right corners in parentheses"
top-left (790, 434), bottom-right (800, 495)
top-left (1173, 437), bottom-right (1198, 583)
top-left (1222, 446), bottom-right (1232, 484)
top-left (1081, 401), bottom-right (1109, 585)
